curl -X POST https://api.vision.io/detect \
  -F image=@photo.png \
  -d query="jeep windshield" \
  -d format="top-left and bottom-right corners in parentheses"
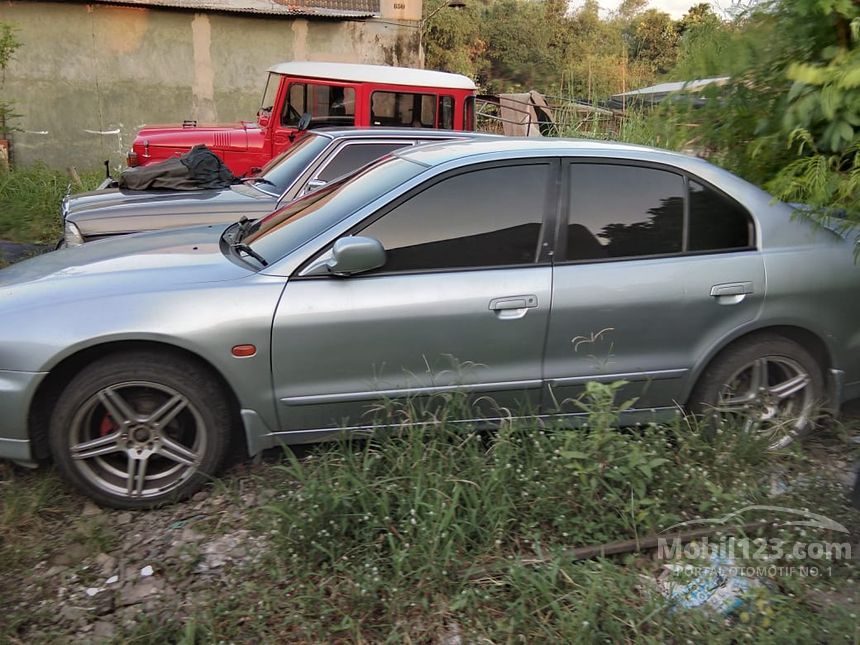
top-left (244, 156), bottom-right (425, 264)
top-left (249, 133), bottom-right (331, 197)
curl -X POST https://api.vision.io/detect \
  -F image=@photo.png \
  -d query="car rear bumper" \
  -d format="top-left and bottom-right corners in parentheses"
top-left (0, 369), bottom-right (46, 464)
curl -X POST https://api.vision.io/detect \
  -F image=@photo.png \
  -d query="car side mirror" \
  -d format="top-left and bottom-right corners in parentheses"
top-left (302, 236), bottom-right (386, 277)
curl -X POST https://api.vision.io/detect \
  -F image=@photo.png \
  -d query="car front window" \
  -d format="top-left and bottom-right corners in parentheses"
top-left (358, 163), bottom-right (551, 272)
top-left (282, 83), bottom-right (356, 128)
top-left (256, 134), bottom-right (331, 196)
top-left (245, 156), bottom-right (426, 264)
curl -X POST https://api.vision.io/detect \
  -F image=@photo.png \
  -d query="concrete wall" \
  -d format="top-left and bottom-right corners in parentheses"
top-left (0, 2), bottom-right (420, 168)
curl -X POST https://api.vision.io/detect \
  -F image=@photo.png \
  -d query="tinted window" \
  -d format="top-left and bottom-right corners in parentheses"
top-left (258, 134), bottom-right (331, 195)
top-left (566, 164), bottom-right (684, 261)
top-left (283, 84), bottom-right (356, 128)
top-left (316, 142), bottom-right (411, 183)
top-left (360, 164), bottom-right (549, 272)
top-left (371, 91), bottom-right (436, 127)
top-left (688, 180), bottom-right (753, 251)
top-left (440, 96), bottom-right (455, 129)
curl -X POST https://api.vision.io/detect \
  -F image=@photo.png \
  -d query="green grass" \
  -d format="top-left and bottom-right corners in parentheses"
top-left (2, 384), bottom-right (857, 641)
top-left (245, 384), bottom-right (859, 642)
top-left (0, 164), bottom-right (103, 244)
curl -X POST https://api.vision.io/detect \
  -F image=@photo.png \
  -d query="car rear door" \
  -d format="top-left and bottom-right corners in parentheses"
top-left (543, 160), bottom-right (765, 419)
top-left (270, 160), bottom-right (558, 433)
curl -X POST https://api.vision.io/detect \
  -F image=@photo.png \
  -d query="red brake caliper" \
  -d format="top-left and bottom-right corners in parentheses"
top-left (99, 414), bottom-right (119, 436)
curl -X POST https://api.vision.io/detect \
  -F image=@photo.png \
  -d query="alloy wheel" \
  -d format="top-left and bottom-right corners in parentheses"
top-left (67, 381), bottom-right (207, 499)
top-left (715, 356), bottom-right (814, 449)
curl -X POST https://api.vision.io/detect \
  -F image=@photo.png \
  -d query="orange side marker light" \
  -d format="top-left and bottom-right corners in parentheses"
top-left (232, 344), bottom-right (257, 358)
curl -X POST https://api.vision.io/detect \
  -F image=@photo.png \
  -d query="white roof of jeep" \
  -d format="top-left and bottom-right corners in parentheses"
top-left (267, 61), bottom-right (477, 90)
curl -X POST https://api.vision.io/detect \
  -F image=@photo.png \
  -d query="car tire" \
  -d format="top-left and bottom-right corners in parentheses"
top-left (689, 334), bottom-right (824, 449)
top-left (49, 350), bottom-right (233, 509)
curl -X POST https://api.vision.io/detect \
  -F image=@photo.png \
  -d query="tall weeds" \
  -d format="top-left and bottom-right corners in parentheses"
top-left (258, 383), bottom-right (856, 641)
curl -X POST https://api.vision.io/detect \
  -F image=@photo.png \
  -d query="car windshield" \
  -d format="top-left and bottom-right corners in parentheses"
top-left (259, 72), bottom-right (280, 114)
top-left (244, 156), bottom-right (425, 264)
top-left (252, 134), bottom-right (331, 196)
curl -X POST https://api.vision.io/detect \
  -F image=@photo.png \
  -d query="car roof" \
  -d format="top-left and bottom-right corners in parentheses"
top-left (267, 62), bottom-right (477, 91)
top-left (391, 137), bottom-right (783, 226)
top-left (308, 127), bottom-right (500, 141)
top-left (393, 137), bottom-right (687, 165)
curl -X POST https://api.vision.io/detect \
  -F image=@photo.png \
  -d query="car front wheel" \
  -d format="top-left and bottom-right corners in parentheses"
top-left (689, 334), bottom-right (824, 449)
top-left (49, 351), bottom-right (232, 509)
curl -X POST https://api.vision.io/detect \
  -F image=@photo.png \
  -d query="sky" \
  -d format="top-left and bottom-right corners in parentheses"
top-left (574, 0), bottom-right (714, 19)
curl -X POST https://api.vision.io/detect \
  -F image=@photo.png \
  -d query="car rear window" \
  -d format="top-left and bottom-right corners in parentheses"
top-left (316, 142), bottom-right (412, 183)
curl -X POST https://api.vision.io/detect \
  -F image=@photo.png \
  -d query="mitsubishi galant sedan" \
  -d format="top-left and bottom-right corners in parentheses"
top-left (1, 139), bottom-right (857, 508)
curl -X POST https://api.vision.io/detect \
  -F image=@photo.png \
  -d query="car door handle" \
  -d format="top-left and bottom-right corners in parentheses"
top-left (489, 295), bottom-right (538, 310)
top-left (489, 295), bottom-right (537, 319)
top-left (710, 282), bottom-right (753, 297)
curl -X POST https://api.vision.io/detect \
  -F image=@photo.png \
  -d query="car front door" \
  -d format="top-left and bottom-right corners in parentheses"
top-left (270, 160), bottom-right (557, 433)
top-left (543, 161), bottom-right (765, 420)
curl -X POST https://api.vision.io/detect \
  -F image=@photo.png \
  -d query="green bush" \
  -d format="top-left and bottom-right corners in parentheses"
top-left (0, 164), bottom-right (102, 244)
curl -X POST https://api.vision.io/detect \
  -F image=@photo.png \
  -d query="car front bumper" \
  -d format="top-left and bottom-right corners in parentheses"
top-left (0, 369), bottom-right (46, 464)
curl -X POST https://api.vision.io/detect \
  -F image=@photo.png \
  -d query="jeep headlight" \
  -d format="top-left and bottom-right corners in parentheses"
top-left (64, 220), bottom-right (84, 247)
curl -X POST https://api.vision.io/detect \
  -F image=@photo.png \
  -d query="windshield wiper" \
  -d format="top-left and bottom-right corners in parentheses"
top-left (233, 215), bottom-right (256, 243)
top-left (229, 216), bottom-right (267, 266)
top-left (232, 242), bottom-right (268, 267)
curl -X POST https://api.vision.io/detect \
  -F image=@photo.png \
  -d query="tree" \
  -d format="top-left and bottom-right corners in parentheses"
top-left (423, 2), bottom-right (483, 76)
top-left (0, 22), bottom-right (21, 142)
top-left (478, 0), bottom-right (568, 92)
top-left (626, 9), bottom-right (680, 74)
top-left (765, 0), bottom-right (860, 214)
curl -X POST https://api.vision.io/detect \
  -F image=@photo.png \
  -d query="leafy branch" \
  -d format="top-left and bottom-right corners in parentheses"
top-left (0, 22), bottom-right (21, 140)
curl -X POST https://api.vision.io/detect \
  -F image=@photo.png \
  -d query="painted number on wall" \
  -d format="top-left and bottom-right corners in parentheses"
top-left (393, 3), bottom-right (406, 8)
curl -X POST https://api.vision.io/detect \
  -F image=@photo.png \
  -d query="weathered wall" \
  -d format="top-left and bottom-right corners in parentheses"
top-left (0, 2), bottom-right (420, 168)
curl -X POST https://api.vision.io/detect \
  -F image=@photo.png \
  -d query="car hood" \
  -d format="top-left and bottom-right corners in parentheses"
top-left (0, 225), bottom-right (252, 293)
top-left (67, 186), bottom-right (276, 221)
top-left (135, 122), bottom-right (260, 151)
top-left (66, 186), bottom-right (278, 236)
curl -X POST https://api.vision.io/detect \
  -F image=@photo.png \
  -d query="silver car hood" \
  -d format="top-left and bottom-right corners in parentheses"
top-left (68, 186), bottom-right (263, 213)
top-left (0, 225), bottom-right (252, 292)
top-left (66, 186), bottom-right (276, 232)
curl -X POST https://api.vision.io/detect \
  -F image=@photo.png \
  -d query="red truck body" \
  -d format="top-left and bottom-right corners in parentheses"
top-left (128, 62), bottom-right (478, 176)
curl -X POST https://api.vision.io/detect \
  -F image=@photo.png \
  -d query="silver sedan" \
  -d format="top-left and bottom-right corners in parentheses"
top-left (1, 139), bottom-right (857, 508)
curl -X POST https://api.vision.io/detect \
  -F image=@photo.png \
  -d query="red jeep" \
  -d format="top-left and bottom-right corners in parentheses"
top-left (127, 62), bottom-right (478, 177)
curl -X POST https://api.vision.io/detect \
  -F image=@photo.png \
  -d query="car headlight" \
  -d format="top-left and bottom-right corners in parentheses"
top-left (64, 220), bottom-right (84, 247)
